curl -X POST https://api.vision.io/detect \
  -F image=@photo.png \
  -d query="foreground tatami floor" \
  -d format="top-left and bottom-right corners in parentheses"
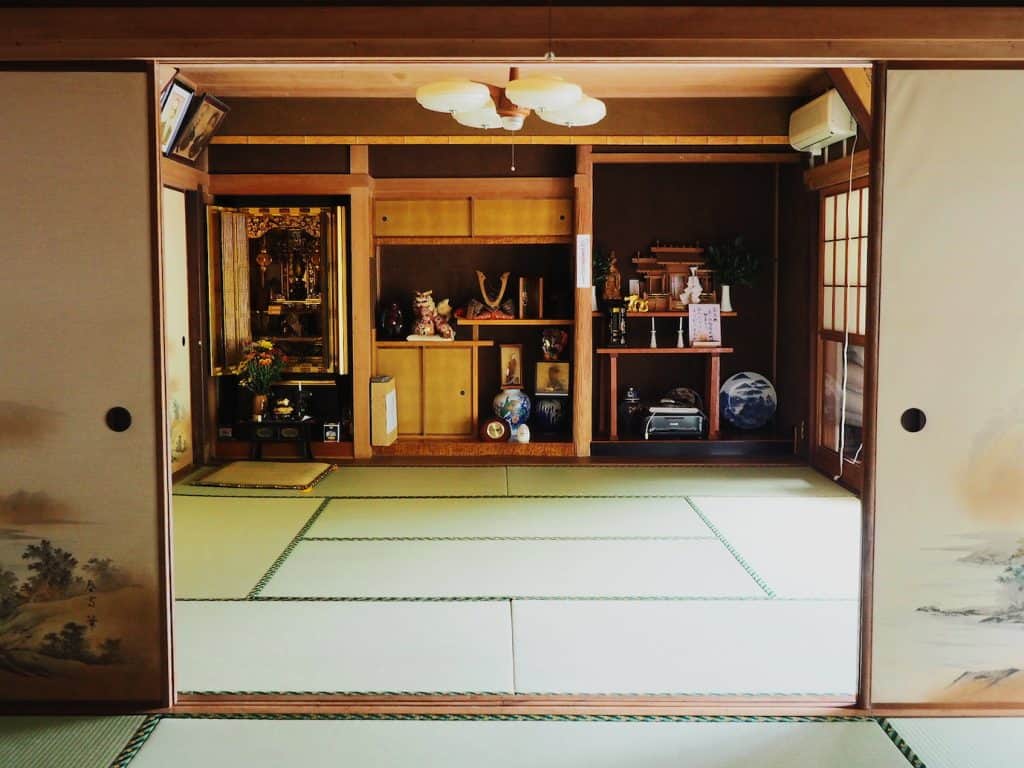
top-left (172, 465), bottom-right (860, 696)
top-left (3, 714), bottom-right (1023, 768)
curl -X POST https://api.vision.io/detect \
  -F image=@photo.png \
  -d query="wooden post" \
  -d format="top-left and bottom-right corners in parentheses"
top-left (573, 146), bottom-right (594, 457)
top-left (706, 354), bottom-right (722, 440)
top-left (349, 145), bottom-right (373, 459)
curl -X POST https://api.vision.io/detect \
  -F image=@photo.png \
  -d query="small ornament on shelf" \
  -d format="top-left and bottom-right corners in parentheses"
top-left (649, 316), bottom-right (658, 348)
top-left (541, 328), bottom-right (569, 361)
top-left (676, 317), bottom-right (686, 348)
top-left (408, 289), bottom-right (455, 341)
top-left (602, 251), bottom-right (622, 301)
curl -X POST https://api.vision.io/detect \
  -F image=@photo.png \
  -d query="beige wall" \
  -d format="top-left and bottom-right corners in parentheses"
top-left (0, 71), bottom-right (166, 702)
top-left (872, 70), bottom-right (1024, 703)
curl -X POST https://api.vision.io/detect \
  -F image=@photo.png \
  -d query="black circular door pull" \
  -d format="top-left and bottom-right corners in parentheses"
top-left (900, 408), bottom-right (926, 433)
top-left (106, 407), bottom-right (132, 433)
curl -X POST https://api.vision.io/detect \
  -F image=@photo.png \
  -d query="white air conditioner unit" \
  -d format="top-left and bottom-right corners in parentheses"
top-left (789, 89), bottom-right (857, 156)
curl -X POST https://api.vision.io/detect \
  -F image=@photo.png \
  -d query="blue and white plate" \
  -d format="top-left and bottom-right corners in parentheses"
top-left (720, 372), bottom-right (777, 430)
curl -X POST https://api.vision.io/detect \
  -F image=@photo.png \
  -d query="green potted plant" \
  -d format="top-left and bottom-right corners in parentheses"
top-left (704, 237), bottom-right (762, 313)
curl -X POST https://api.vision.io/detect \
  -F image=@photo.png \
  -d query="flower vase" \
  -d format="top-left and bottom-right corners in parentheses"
top-left (251, 393), bottom-right (268, 422)
top-left (720, 285), bottom-right (734, 313)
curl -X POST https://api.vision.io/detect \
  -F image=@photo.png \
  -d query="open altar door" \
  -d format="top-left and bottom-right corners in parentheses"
top-left (871, 69), bottom-right (1024, 705)
top-left (0, 67), bottom-right (171, 706)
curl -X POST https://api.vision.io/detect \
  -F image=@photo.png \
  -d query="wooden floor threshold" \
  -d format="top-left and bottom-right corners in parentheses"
top-left (170, 693), bottom-right (858, 717)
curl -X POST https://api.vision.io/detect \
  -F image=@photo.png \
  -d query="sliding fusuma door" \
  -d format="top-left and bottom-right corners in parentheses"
top-left (872, 69), bottom-right (1024, 704)
top-left (0, 68), bottom-right (170, 705)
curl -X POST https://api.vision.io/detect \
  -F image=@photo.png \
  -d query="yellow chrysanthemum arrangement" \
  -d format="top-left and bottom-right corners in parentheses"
top-left (236, 339), bottom-right (287, 394)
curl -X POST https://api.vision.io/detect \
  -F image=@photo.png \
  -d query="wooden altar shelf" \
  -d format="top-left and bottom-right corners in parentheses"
top-left (592, 311), bottom-right (738, 318)
top-left (596, 347), bottom-right (734, 355)
top-left (374, 340), bottom-right (494, 348)
top-left (597, 347), bottom-right (734, 441)
top-left (373, 438), bottom-right (574, 457)
top-left (649, 246), bottom-right (707, 255)
top-left (375, 235), bottom-right (573, 246)
top-left (459, 318), bottom-right (574, 327)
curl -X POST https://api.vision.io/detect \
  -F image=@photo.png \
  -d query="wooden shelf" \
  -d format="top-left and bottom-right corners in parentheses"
top-left (459, 318), bottom-right (574, 327)
top-left (376, 235), bottom-right (573, 246)
top-left (375, 339), bottom-right (494, 348)
top-left (592, 311), bottom-right (737, 318)
top-left (596, 346), bottom-right (734, 355)
top-left (649, 246), bottom-right (705, 255)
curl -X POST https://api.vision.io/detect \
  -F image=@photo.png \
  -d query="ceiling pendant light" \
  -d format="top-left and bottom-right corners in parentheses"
top-left (414, 67), bottom-right (605, 132)
top-left (452, 99), bottom-right (503, 130)
top-left (415, 79), bottom-right (491, 114)
top-left (505, 74), bottom-right (583, 112)
top-left (537, 95), bottom-right (608, 128)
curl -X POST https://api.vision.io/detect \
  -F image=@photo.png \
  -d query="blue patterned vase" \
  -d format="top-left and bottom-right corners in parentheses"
top-left (493, 388), bottom-right (531, 427)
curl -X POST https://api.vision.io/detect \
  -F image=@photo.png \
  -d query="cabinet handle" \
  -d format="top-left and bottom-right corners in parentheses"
top-left (459, 389), bottom-right (466, 396)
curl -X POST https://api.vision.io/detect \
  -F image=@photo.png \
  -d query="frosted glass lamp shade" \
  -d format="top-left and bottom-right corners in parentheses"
top-left (416, 79), bottom-right (491, 114)
top-left (537, 96), bottom-right (607, 127)
top-left (453, 100), bottom-right (503, 129)
top-left (505, 75), bottom-right (583, 111)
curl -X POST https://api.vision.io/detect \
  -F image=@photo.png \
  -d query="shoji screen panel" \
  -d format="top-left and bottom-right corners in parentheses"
top-left (872, 70), bottom-right (1024, 704)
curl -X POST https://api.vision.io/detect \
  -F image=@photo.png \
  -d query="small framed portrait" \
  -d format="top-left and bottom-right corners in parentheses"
top-left (536, 361), bottom-right (570, 395)
top-left (159, 80), bottom-right (194, 155)
top-left (170, 93), bottom-right (230, 163)
top-left (499, 344), bottom-right (523, 389)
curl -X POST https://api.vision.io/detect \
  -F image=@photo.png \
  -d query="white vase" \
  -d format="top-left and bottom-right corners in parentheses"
top-left (720, 284), bottom-right (734, 313)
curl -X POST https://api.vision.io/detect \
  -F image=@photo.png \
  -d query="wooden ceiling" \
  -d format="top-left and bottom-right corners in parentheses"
top-left (173, 63), bottom-right (829, 99)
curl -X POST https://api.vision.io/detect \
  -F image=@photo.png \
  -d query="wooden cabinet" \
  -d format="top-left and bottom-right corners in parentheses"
top-left (375, 343), bottom-right (481, 436)
top-left (374, 199), bottom-right (471, 237)
top-left (374, 198), bottom-right (573, 238)
top-left (423, 347), bottom-right (473, 435)
top-left (472, 198), bottom-right (573, 237)
top-left (376, 347), bottom-right (423, 435)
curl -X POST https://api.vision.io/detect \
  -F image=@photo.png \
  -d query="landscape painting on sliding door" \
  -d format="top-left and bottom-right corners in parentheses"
top-left (872, 69), bottom-right (1024, 703)
top-left (0, 71), bottom-right (167, 702)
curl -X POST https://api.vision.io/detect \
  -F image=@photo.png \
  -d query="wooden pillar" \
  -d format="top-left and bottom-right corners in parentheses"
top-left (349, 145), bottom-right (374, 459)
top-left (573, 146), bottom-right (594, 457)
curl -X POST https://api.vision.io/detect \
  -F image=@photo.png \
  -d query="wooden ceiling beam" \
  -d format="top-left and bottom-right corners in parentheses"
top-left (828, 68), bottom-right (873, 140)
top-left (3, 8), bottom-right (1024, 60)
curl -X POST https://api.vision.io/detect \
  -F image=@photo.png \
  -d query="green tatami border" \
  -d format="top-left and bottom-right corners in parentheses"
top-left (110, 715), bottom-right (160, 768)
top-left (685, 497), bottom-right (775, 598)
top-left (178, 595), bottom-right (846, 603)
top-left (176, 690), bottom-right (854, 698)
top-left (878, 719), bottom-right (928, 768)
top-left (247, 499), bottom-right (331, 599)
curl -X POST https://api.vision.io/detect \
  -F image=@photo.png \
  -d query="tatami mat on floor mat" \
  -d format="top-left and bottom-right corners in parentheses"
top-left (688, 497), bottom-right (862, 599)
top-left (129, 718), bottom-right (908, 768)
top-left (174, 600), bottom-right (513, 694)
top-left (0, 716), bottom-right (145, 768)
top-left (506, 466), bottom-right (851, 498)
top-left (177, 466), bottom-right (508, 497)
top-left (192, 461), bottom-right (332, 490)
top-left (887, 717), bottom-right (1024, 768)
top-left (260, 539), bottom-right (764, 599)
top-left (512, 600), bottom-right (859, 695)
top-left (173, 496), bottom-right (322, 599)
top-left (308, 496), bottom-right (712, 539)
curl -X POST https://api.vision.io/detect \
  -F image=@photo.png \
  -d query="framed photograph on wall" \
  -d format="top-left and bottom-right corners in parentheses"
top-left (535, 361), bottom-right (570, 395)
top-left (169, 93), bottom-right (230, 164)
top-left (499, 344), bottom-right (523, 389)
top-left (159, 80), bottom-right (193, 155)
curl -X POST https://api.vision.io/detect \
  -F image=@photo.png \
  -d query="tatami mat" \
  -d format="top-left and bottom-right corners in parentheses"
top-left (129, 717), bottom-right (909, 768)
top-left (172, 496), bottom-right (322, 599)
top-left (177, 465), bottom-right (509, 497)
top-left (506, 466), bottom-right (851, 498)
top-left (512, 600), bottom-right (859, 694)
top-left (308, 496), bottom-right (712, 539)
top-left (260, 539), bottom-right (764, 599)
top-left (0, 716), bottom-right (145, 768)
top-left (192, 460), bottom-right (332, 490)
top-left (887, 717), bottom-right (1024, 768)
top-left (174, 600), bottom-right (513, 693)
top-left (688, 497), bottom-right (862, 599)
